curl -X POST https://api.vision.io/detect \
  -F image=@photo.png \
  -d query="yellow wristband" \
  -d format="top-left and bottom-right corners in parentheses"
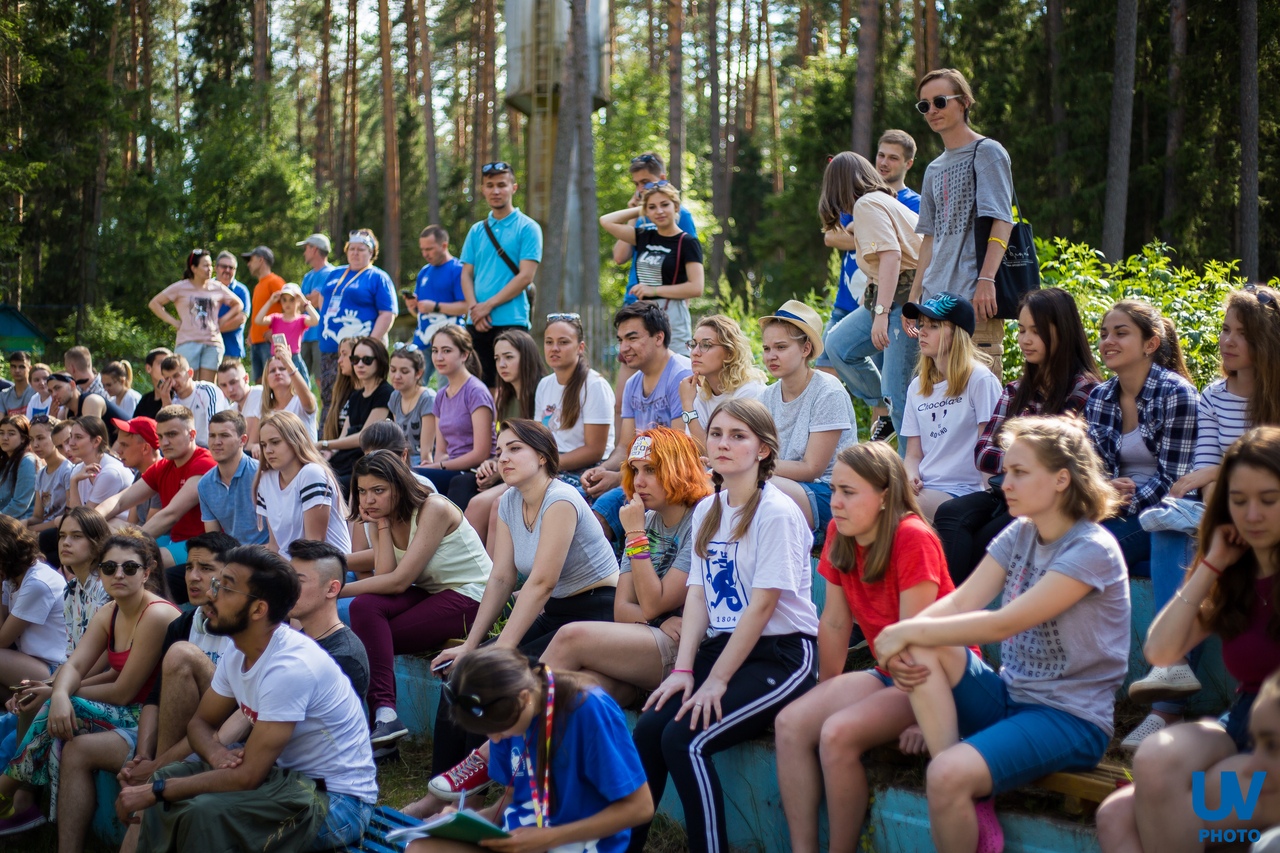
top-left (988, 236), bottom-right (1008, 251)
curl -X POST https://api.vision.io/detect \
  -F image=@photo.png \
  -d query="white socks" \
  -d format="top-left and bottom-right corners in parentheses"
top-left (375, 706), bottom-right (398, 724)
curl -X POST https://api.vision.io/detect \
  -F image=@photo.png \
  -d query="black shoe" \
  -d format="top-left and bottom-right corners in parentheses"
top-left (869, 415), bottom-right (896, 442)
top-left (371, 715), bottom-right (409, 746)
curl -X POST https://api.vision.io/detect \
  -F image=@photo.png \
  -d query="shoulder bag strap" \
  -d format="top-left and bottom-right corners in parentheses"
top-left (483, 219), bottom-right (521, 277)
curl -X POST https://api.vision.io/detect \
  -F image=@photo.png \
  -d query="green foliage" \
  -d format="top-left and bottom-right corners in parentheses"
top-left (54, 303), bottom-right (173, 390)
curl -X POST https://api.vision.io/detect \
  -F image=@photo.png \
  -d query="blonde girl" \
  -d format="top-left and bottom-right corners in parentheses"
top-left (100, 361), bottom-right (141, 418)
top-left (677, 314), bottom-right (767, 449)
top-left (254, 410), bottom-right (351, 553)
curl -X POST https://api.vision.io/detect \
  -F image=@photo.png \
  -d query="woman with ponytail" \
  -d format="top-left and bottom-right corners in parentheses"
top-left (417, 325), bottom-right (497, 494)
top-left (100, 362), bottom-right (141, 418)
top-left (407, 647), bottom-right (652, 853)
top-left (1084, 299), bottom-right (1199, 573)
top-left (628, 398), bottom-right (819, 853)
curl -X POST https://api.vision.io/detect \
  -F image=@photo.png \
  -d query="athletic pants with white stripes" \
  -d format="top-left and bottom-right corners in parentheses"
top-left (627, 632), bottom-right (817, 853)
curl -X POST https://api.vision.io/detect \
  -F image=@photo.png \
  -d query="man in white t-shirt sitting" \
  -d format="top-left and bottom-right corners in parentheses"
top-left (118, 545), bottom-right (377, 851)
top-left (157, 353), bottom-right (229, 447)
top-left (214, 358), bottom-right (261, 419)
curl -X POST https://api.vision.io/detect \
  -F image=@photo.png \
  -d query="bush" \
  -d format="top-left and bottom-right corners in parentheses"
top-left (55, 303), bottom-right (174, 391)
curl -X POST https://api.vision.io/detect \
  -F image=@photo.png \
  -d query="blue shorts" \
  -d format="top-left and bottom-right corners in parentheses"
top-left (951, 649), bottom-right (1109, 794)
top-left (156, 535), bottom-right (188, 567)
top-left (174, 341), bottom-right (225, 372)
top-left (797, 480), bottom-right (834, 540)
top-left (866, 667), bottom-right (894, 687)
top-left (591, 486), bottom-right (628, 542)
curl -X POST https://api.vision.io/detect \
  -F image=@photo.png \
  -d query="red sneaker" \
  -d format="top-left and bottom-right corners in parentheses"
top-left (427, 749), bottom-right (495, 801)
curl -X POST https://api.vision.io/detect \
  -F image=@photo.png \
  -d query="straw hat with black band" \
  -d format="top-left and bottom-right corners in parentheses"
top-left (758, 300), bottom-right (825, 361)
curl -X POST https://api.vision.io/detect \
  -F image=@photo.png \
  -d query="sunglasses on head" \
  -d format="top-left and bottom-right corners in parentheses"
top-left (915, 94), bottom-right (965, 114)
top-left (481, 162), bottom-right (512, 176)
top-left (642, 180), bottom-right (671, 191)
top-left (1244, 283), bottom-right (1278, 310)
top-left (442, 680), bottom-right (507, 718)
top-left (631, 153), bottom-right (661, 168)
top-left (352, 355), bottom-right (378, 366)
top-left (546, 312), bottom-right (581, 322)
top-left (99, 560), bottom-right (144, 577)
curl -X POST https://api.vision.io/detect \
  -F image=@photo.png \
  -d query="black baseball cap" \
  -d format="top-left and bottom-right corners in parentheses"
top-left (902, 292), bottom-right (977, 336)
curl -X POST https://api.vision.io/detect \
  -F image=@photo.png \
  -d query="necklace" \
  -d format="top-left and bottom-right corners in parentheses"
top-left (522, 480), bottom-right (551, 531)
top-left (314, 622), bottom-right (344, 641)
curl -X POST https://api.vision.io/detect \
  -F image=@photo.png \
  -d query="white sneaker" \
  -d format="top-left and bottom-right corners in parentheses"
top-left (1120, 713), bottom-right (1169, 753)
top-left (1128, 663), bottom-right (1202, 704)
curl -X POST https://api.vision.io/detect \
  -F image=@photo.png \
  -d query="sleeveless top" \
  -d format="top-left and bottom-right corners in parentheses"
top-left (107, 599), bottom-right (175, 705)
top-left (367, 497), bottom-right (491, 603)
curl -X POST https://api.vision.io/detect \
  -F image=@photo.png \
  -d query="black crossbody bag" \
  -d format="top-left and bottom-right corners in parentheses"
top-left (971, 138), bottom-right (1040, 319)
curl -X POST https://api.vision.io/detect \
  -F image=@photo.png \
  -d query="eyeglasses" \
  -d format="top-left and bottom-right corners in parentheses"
top-left (216, 263), bottom-right (237, 271)
top-left (915, 94), bottom-right (964, 114)
top-left (1244, 283), bottom-right (1277, 310)
top-left (687, 340), bottom-right (723, 354)
top-left (642, 180), bottom-right (671, 191)
top-left (546, 312), bottom-right (581, 323)
top-left (631, 154), bottom-right (661, 168)
top-left (99, 561), bottom-right (144, 577)
top-left (441, 680), bottom-right (506, 718)
top-left (352, 355), bottom-right (378, 366)
top-left (208, 575), bottom-right (259, 601)
top-left (481, 162), bottom-right (512, 176)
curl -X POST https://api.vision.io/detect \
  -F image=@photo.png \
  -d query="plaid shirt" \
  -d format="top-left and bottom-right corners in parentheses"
top-left (975, 372), bottom-right (1099, 475)
top-left (1084, 364), bottom-right (1199, 516)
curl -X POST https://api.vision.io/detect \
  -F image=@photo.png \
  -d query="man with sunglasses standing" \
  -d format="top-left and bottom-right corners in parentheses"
top-left (909, 68), bottom-right (1015, 381)
top-left (459, 162), bottom-right (542, 388)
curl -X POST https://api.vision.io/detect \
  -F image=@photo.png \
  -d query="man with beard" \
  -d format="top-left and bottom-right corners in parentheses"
top-left (117, 545), bottom-right (377, 852)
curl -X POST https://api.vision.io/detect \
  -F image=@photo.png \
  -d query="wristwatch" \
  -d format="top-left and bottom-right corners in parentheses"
top-left (681, 410), bottom-right (698, 425)
top-left (321, 439), bottom-right (329, 450)
top-left (152, 778), bottom-right (167, 804)
top-left (873, 304), bottom-right (887, 316)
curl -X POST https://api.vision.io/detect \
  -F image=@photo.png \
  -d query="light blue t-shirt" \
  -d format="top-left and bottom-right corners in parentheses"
top-left (319, 264), bottom-right (398, 354)
top-left (219, 279), bottom-right (252, 358)
top-left (300, 263), bottom-right (336, 343)
top-left (621, 352), bottom-right (693, 431)
top-left (458, 208), bottom-right (542, 329)
top-left (413, 258), bottom-right (467, 345)
top-left (198, 454), bottom-right (270, 546)
top-left (489, 688), bottom-right (646, 853)
top-left (624, 206), bottom-right (699, 301)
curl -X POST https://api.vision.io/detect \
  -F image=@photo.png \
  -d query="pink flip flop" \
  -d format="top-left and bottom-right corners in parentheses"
top-left (974, 798), bottom-right (1005, 853)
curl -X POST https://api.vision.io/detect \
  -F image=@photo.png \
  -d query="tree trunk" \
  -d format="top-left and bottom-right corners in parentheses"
top-left (417, 0), bottom-right (441, 225)
top-left (667, 0), bottom-right (684, 187)
top-left (81, 0), bottom-right (124, 339)
top-left (839, 0), bottom-right (851, 54)
top-left (343, 0), bottom-right (359, 228)
top-left (1239, 0), bottom-right (1258, 278)
top-left (318, 0), bottom-right (334, 231)
top-left (543, 0), bottom-right (583, 312)
top-left (851, 0), bottom-right (879, 155)
top-left (378, 0), bottom-right (401, 283)
top-left (925, 0), bottom-right (939, 70)
top-left (172, 5), bottom-right (181, 135)
top-left (253, 0), bottom-right (269, 83)
top-left (293, 19), bottom-right (304, 152)
top-left (570, 0), bottom-right (601, 312)
top-left (912, 0), bottom-right (925, 81)
top-left (403, 0), bottom-right (418, 102)
top-left (486, 0), bottom-right (499, 162)
top-left (708, 0), bottom-right (726, 291)
top-left (647, 0), bottom-right (660, 71)
top-left (124, 0), bottom-right (137, 173)
top-left (1160, 0), bottom-right (1185, 241)
top-left (1100, 0), bottom-right (1138, 262)
top-left (762, 0), bottom-right (782, 192)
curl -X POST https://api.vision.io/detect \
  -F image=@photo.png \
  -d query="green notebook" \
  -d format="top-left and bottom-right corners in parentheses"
top-left (384, 810), bottom-right (511, 844)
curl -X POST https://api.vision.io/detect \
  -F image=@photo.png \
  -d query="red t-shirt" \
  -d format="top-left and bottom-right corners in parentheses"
top-left (141, 447), bottom-right (216, 542)
top-left (817, 514), bottom-right (956, 661)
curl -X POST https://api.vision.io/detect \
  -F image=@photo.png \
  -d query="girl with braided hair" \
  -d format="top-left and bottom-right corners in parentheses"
top-left (627, 398), bottom-right (819, 853)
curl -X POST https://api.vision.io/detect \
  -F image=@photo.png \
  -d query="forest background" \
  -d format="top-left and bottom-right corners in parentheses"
top-left (0, 0), bottom-right (1273, 374)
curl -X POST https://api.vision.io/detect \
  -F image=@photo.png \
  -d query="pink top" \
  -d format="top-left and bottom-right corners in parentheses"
top-left (267, 315), bottom-right (310, 354)
top-left (160, 279), bottom-right (244, 346)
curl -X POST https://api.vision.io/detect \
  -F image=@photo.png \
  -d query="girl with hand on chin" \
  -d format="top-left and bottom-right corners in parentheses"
top-left (628, 398), bottom-right (819, 853)
top-left (774, 442), bottom-right (956, 853)
top-left (678, 315), bottom-right (766, 451)
top-left (417, 326), bottom-right (496, 495)
top-left (407, 647), bottom-right (653, 853)
top-left (541, 427), bottom-right (709, 708)
top-left (873, 416), bottom-right (1130, 853)
top-left (1097, 427), bottom-right (1280, 853)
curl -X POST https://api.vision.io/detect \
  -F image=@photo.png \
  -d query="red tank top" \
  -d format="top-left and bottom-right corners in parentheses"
top-left (107, 599), bottom-right (173, 705)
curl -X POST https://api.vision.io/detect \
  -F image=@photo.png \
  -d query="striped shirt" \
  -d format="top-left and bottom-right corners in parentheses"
top-left (254, 462), bottom-right (352, 554)
top-left (173, 381), bottom-right (230, 448)
top-left (1193, 379), bottom-right (1250, 470)
top-left (1085, 364), bottom-right (1199, 516)
top-left (975, 372), bottom-right (1099, 475)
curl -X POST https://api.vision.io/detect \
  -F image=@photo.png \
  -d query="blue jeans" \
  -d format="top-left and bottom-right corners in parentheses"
top-left (825, 302), bottom-right (919, 441)
top-left (250, 342), bottom-right (273, 383)
top-left (1102, 513), bottom-right (1152, 576)
top-left (307, 792), bottom-right (374, 851)
top-left (822, 306), bottom-right (883, 409)
top-left (1150, 529), bottom-right (1202, 713)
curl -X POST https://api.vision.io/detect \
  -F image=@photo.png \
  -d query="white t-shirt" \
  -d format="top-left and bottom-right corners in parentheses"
top-left (534, 371), bottom-right (616, 462)
top-left (901, 365), bottom-right (1002, 495)
top-left (687, 483), bottom-right (819, 637)
top-left (210, 624), bottom-right (377, 802)
top-left (115, 389), bottom-right (143, 418)
top-left (238, 387), bottom-right (264, 418)
top-left (251, 393), bottom-right (318, 439)
top-left (2, 561), bottom-right (68, 666)
top-left (25, 393), bottom-right (54, 421)
top-left (255, 462), bottom-right (352, 554)
top-left (73, 454), bottom-right (133, 519)
top-left (173, 381), bottom-right (230, 447)
top-left (693, 379), bottom-right (767, 429)
top-left (761, 370), bottom-right (857, 483)
top-left (187, 607), bottom-right (233, 666)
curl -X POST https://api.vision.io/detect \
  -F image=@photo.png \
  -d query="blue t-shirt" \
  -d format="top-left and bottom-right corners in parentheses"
top-left (458, 209), bottom-right (543, 329)
top-left (198, 454), bottom-right (270, 546)
top-left (219, 279), bottom-right (252, 358)
top-left (414, 258), bottom-right (467, 345)
top-left (488, 688), bottom-right (646, 853)
top-left (300, 263), bottom-right (336, 343)
top-left (318, 265), bottom-right (398, 353)
top-left (621, 353), bottom-right (693, 431)
top-left (835, 186), bottom-right (922, 312)
top-left (624, 206), bottom-right (699, 302)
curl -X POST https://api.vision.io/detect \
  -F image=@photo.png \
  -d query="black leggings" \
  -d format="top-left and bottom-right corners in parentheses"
top-left (429, 586), bottom-right (617, 776)
top-left (627, 632), bottom-right (816, 853)
top-left (932, 489), bottom-right (1014, 585)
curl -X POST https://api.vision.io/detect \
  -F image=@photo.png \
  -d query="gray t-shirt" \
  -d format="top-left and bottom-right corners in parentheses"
top-left (619, 509), bottom-right (693, 578)
top-left (915, 137), bottom-right (1014, 301)
top-left (987, 516), bottom-right (1130, 735)
top-left (35, 459), bottom-right (72, 522)
top-left (388, 388), bottom-right (437, 461)
top-left (317, 626), bottom-right (370, 703)
top-left (760, 370), bottom-right (857, 483)
top-left (499, 479), bottom-right (618, 598)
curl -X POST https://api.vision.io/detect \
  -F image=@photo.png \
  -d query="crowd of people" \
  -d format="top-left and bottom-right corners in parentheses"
top-left (0, 66), bottom-right (1278, 853)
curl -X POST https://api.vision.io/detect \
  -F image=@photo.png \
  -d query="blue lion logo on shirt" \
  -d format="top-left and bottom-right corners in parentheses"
top-left (705, 542), bottom-right (744, 614)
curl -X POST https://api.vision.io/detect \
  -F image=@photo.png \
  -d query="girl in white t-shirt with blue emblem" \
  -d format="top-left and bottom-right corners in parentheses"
top-left (409, 646), bottom-right (652, 853)
top-left (629, 397), bottom-right (819, 853)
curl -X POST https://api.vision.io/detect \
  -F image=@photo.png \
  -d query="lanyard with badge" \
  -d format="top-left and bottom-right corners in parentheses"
top-left (521, 670), bottom-right (555, 827)
top-left (324, 265), bottom-right (370, 320)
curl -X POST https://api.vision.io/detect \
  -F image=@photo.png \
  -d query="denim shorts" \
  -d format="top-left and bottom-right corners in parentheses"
top-left (866, 667), bottom-right (894, 687)
top-left (952, 649), bottom-right (1109, 794)
top-left (797, 480), bottom-right (834, 540)
top-left (174, 341), bottom-right (225, 372)
top-left (307, 792), bottom-right (374, 851)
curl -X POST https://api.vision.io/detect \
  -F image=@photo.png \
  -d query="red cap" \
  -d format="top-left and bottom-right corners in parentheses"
top-left (111, 417), bottom-right (160, 449)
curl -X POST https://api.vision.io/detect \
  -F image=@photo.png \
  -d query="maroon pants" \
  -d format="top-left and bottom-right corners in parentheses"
top-left (348, 587), bottom-right (480, 712)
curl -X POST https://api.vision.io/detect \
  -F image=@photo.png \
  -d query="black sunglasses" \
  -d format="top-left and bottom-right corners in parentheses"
top-left (29, 415), bottom-right (52, 425)
top-left (442, 680), bottom-right (507, 718)
top-left (631, 153), bottom-right (661, 168)
top-left (915, 94), bottom-right (964, 114)
top-left (1244, 283), bottom-right (1277, 310)
top-left (641, 180), bottom-right (671, 191)
top-left (99, 560), bottom-right (144, 577)
top-left (352, 355), bottom-right (378, 366)
top-left (546, 312), bottom-right (581, 322)
top-left (481, 162), bottom-right (512, 176)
